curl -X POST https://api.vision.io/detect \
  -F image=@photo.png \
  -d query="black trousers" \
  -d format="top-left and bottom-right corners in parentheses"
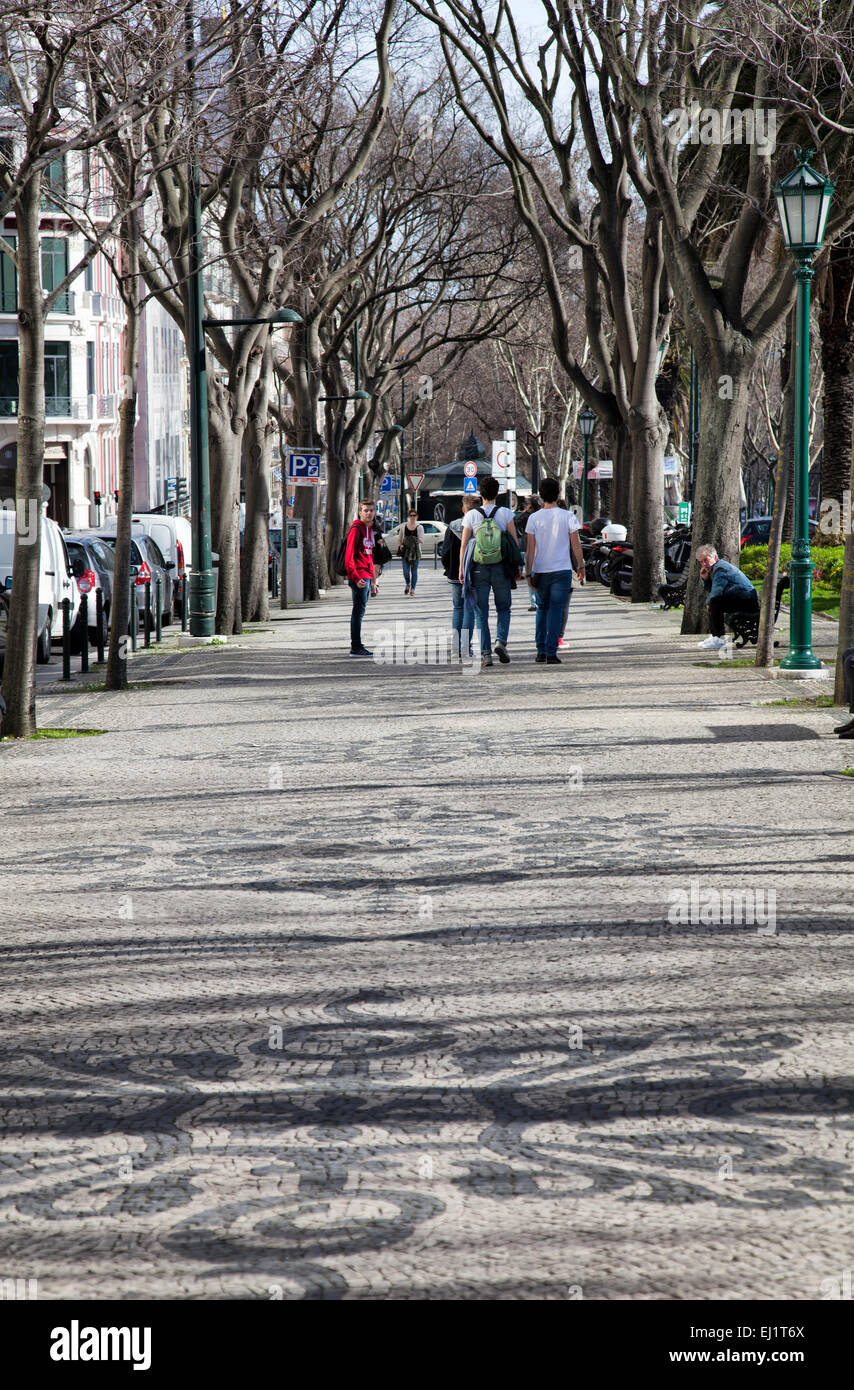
top-left (709, 590), bottom-right (759, 637)
top-left (842, 647), bottom-right (854, 713)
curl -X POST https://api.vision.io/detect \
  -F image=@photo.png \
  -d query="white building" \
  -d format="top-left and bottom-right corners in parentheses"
top-left (0, 141), bottom-right (187, 525)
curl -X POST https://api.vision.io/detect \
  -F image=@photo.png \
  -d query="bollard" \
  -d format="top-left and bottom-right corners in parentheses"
top-left (95, 588), bottom-right (105, 665)
top-left (155, 576), bottom-right (162, 643)
top-left (130, 581), bottom-right (138, 652)
top-left (61, 599), bottom-right (72, 681)
top-left (144, 578), bottom-right (151, 648)
top-left (181, 576), bottom-right (188, 632)
top-left (79, 594), bottom-right (89, 674)
top-left (271, 552), bottom-right (279, 599)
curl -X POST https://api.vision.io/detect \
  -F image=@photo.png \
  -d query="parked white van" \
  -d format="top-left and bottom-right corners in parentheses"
top-left (0, 508), bottom-right (80, 662)
top-left (99, 513), bottom-right (192, 617)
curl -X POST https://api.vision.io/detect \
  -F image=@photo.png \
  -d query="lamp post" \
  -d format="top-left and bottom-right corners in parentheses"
top-left (773, 149), bottom-right (834, 671)
top-left (578, 406), bottom-right (596, 523)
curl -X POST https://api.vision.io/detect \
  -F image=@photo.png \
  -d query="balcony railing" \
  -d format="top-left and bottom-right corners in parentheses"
top-left (98, 392), bottom-right (117, 418)
top-left (0, 290), bottom-right (17, 314)
top-left (46, 395), bottom-right (73, 417)
top-left (0, 397), bottom-right (96, 419)
top-left (0, 397), bottom-right (17, 417)
top-left (46, 290), bottom-right (75, 315)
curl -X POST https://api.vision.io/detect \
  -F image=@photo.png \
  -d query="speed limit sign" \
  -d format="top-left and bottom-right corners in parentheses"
top-left (463, 461), bottom-right (478, 478)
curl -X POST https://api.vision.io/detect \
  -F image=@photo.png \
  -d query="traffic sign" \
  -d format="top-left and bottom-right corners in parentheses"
top-left (463, 476), bottom-right (478, 494)
top-left (286, 450), bottom-right (322, 484)
top-left (380, 474), bottom-right (400, 493)
top-left (407, 473), bottom-right (425, 492)
top-left (678, 501), bottom-right (692, 524)
top-left (463, 461), bottom-right (478, 478)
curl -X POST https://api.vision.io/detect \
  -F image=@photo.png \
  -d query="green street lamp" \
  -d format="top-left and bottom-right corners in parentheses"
top-left (773, 150), bottom-right (834, 671)
top-left (578, 406), bottom-right (596, 523)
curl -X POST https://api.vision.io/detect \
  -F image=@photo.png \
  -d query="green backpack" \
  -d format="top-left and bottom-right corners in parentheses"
top-left (472, 508), bottom-right (504, 565)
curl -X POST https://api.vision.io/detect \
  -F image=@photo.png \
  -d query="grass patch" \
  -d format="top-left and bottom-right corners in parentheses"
top-left (840, 767), bottom-right (854, 778)
top-left (765, 694), bottom-right (836, 708)
top-left (2, 727), bottom-right (106, 741)
top-left (692, 658), bottom-right (778, 669)
top-left (61, 680), bottom-right (150, 693)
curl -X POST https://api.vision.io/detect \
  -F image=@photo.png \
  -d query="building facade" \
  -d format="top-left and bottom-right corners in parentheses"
top-left (0, 143), bottom-right (188, 525)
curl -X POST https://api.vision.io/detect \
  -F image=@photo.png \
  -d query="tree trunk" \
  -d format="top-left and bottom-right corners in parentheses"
top-left (324, 446), bottom-right (348, 580)
top-left (680, 364), bottom-right (751, 632)
top-left (106, 212), bottom-right (140, 690)
top-left (241, 343), bottom-right (272, 622)
top-left (629, 409), bottom-right (667, 601)
top-left (818, 233), bottom-right (854, 531)
top-left (208, 384), bottom-right (242, 635)
top-left (835, 535), bottom-right (854, 705)
top-left (756, 311), bottom-right (796, 665)
top-left (608, 421), bottom-right (631, 526)
top-left (1, 176), bottom-right (44, 738)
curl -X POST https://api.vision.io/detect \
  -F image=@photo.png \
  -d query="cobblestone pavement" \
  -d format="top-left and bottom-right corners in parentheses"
top-left (1, 569), bottom-right (852, 1300)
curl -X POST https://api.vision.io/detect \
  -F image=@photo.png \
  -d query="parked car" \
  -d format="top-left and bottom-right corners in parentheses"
top-left (98, 531), bottom-right (175, 629)
top-left (0, 509), bottom-right (80, 662)
top-left (65, 534), bottom-right (115, 647)
top-left (99, 513), bottom-right (191, 619)
top-left (382, 519), bottom-right (447, 556)
top-left (741, 516), bottom-right (818, 548)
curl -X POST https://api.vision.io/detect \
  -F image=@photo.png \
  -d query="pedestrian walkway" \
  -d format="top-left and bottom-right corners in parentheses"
top-left (1, 566), bottom-right (852, 1299)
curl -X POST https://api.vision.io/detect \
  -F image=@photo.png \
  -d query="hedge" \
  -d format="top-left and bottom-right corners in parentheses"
top-left (739, 543), bottom-right (844, 592)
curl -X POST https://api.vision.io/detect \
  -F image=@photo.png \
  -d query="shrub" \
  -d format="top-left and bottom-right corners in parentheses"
top-left (737, 543), bottom-right (843, 592)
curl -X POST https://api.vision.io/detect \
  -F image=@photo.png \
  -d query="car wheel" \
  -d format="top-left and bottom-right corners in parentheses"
top-left (69, 612), bottom-right (87, 654)
top-left (89, 605), bottom-right (109, 648)
top-left (36, 611), bottom-right (52, 664)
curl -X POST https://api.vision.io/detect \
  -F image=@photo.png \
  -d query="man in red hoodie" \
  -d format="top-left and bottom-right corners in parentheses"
top-left (344, 499), bottom-right (379, 657)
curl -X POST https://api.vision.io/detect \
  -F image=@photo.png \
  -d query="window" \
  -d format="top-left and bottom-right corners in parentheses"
top-left (42, 155), bottom-right (66, 210)
top-left (0, 232), bottom-right (15, 313)
top-left (83, 240), bottom-right (93, 292)
top-left (0, 341), bottom-right (17, 414)
top-left (41, 237), bottom-right (70, 312)
top-left (44, 342), bottom-right (70, 415)
top-left (86, 342), bottom-right (95, 397)
top-left (0, 137), bottom-right (12, 192)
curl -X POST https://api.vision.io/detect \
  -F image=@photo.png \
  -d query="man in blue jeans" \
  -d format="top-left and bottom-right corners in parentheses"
top-left (525, 478), bottom-right (585, 663)
top-left (458, 475), bottom-right (520, 668)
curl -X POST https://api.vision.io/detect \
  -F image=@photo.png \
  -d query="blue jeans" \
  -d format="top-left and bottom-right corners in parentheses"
top-left (402, 557), bottom-right (419, 591)
top-left (472, 561), bottom-right (511, 655)
top-left (535, 570), bottom-right (572, 656)
top-left (450, 580), bottom-right (474, 653)
top-left (349, 578), bottom-right (370, 650)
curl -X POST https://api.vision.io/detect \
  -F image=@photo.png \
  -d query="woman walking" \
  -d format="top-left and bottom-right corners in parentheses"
top-left (396, 509), bottom-right (424, 594)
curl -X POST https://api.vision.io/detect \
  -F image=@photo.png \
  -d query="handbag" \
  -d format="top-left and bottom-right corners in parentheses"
top-left (376, 539), bottom-right (393, 566)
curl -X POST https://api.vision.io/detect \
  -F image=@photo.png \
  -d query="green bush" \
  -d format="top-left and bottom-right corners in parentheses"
top-left (738, 543), bottom-right (843, 593)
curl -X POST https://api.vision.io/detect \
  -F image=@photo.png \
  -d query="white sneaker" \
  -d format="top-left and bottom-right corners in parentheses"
top-left (697, 635), bottom-right (726, 650)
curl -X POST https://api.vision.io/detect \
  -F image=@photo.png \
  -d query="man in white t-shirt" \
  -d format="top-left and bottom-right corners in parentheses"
top-left (525, 477), bottom-right (585, 663)
top-left (458, 475), bottom-right (520, 667)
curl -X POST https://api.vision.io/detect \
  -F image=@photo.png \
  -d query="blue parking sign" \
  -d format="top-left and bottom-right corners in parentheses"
top-left (287, 450), bottom-right (322, 483)
top-left (463, 476), bottom-right (478, 493)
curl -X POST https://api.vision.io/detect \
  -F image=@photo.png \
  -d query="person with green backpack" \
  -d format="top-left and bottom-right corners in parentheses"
top-left (458, 475), bottom-right (522, 668)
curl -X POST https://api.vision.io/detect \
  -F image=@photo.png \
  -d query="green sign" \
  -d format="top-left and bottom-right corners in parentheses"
top-left (678, 502), bottom-right (692, 524)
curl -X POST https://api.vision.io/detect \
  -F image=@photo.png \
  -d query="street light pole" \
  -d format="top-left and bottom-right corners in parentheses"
top-left (578, 407), bottom-right (597, 524)
top-left (773, 150), bottom-right (835, 672)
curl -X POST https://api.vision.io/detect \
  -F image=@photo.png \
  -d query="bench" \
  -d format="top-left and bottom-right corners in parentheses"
top-left (658, 573), bottom-right (790, 647)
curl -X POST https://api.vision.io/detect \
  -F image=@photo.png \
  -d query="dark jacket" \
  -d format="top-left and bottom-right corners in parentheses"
top-left (708, 559), bottom-right (756, 603)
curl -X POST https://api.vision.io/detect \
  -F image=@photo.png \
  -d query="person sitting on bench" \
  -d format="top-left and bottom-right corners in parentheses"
top-left (835, 647), bottom-right (854, 739)
top-left (695, 544), bottom-right (759, 651)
